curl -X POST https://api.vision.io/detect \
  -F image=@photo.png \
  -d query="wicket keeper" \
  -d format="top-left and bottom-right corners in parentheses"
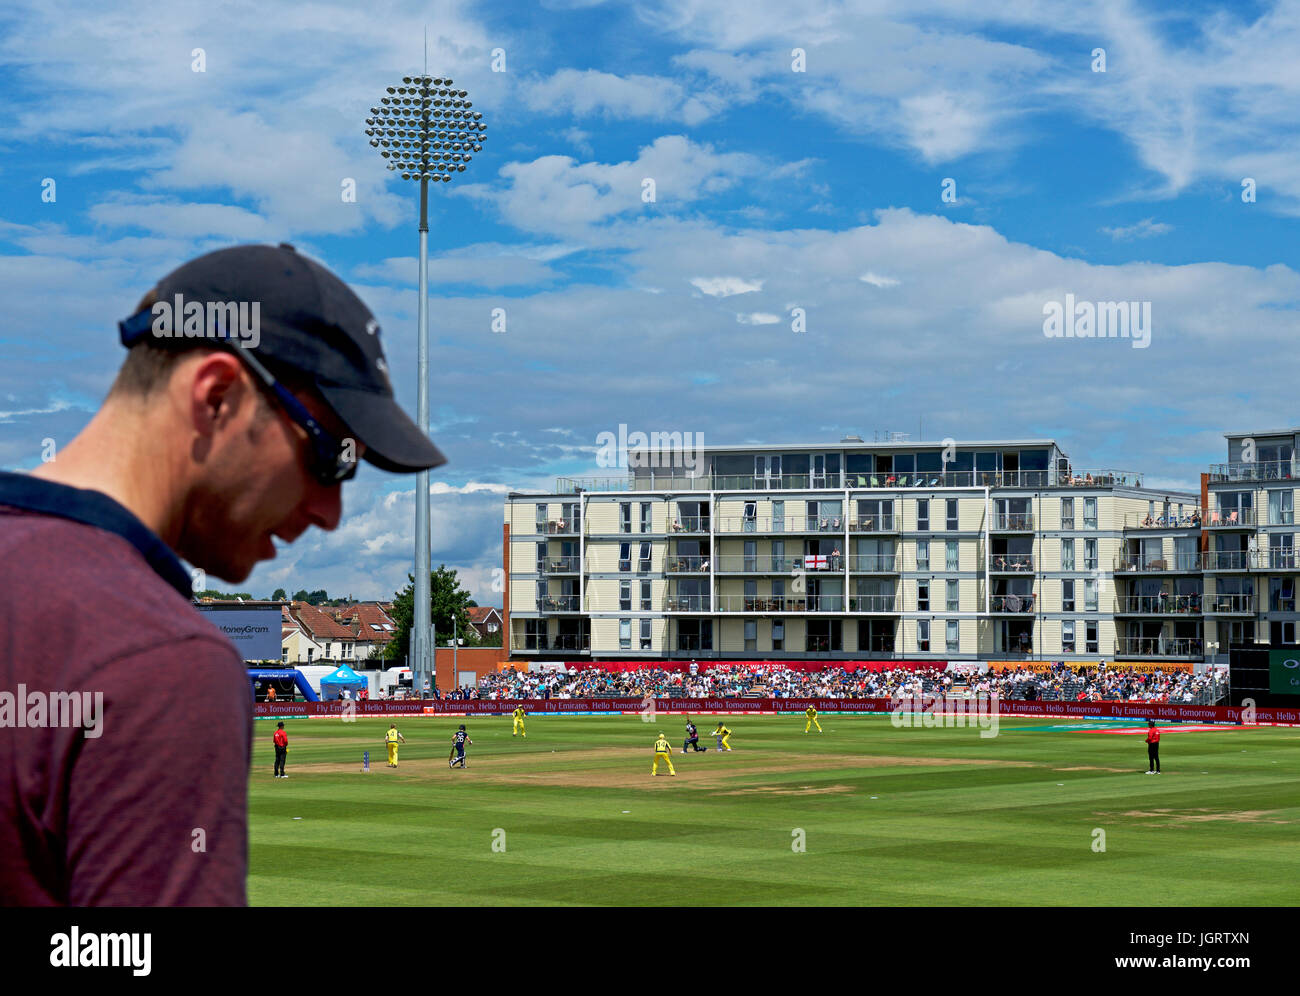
top-left (711, 721), bottom-right (733, 751)
top-left (450, 724), bottom-right (472, 769)
top-left (804, 705), bottom-right (823, 734)
top-left (652, 732), bottom-right (676, 776)
top-left (512, 705), bottom-right (527, 737)
top-left (383, 723), bottom-right (405, 767)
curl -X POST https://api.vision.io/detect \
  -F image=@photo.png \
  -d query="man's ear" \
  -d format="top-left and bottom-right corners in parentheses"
top-left (184, 352), bottom-right (250, 436)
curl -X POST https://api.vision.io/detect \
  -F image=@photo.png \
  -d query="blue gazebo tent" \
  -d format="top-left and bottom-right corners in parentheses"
top-left (319, 664), bottom-right (368, 699)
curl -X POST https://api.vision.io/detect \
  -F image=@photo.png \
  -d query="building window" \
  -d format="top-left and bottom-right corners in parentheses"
top-left (638, 541), bottom-right (652, 573)
top-left (1084, 498), bottom-right (1098, 529)
top-left (536, 541), bottom-right (547, 572)
top-left (1062, 620), bottom-right (1075, 652)
top-left (1061, 497), bottom-right (1074, 530)
top-left (640, 580), bottom-right (652, 611)
top-left (946, 619), bottom-right (959, 653)
top-left (946, 540), bottom-right (959, 571)
top-left (744, 540), bottom-right (757, 572)
top-left (1062, 579), bottom-right (1075, 612)
top-left (640, 502), bottom-right (652, 533)
top-left (619, 542), bottom-right (631, 572)
top-left (946, 579), bottom-right (958, 611)
top-left (1086, 621), bottom-right (1099, 653)
top-left (772, 539), bottom-right (785, 571)
top-left (918, 580), bottom-right (930, 612)
top-left (1061, 538), bottom-right (1074, 571)
top-left (772, 619), bottom-right (784, 651)
top-left (619, 581), bottom-right (631, 611)
top-left (744, 620), bottom-right (757, 651)
top-left (536, 580), bottom-right (547, 607)
top-left (1084, 539), bottom-right (1098, 571)
top-left (1085, 579), bottom-right (1098, 611)
top-left (946, 499), bottom-right (958, 530)
top-left (917, 619), bottom-right (930, 652)
top-left (535, 503), bottom-right (547, 532)
top-left (1269, 490), bottom-right (1294, 525)
top-left (917, 499), bottom-right (930, 531)
top-left (916, 539), bottom-right (930, 571)
top-left (619, 619), bottom-right (631, 650)
top-left (620, 502), bottom-right (632, 533)
top-left (640, 618), bottom-right (652, 650)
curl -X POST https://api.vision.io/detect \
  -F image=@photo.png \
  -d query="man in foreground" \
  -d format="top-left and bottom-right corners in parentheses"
top-left (1145, 720), bottom-right (1161, 774)
top-left (652, 732), bottom-right (676, 776)
top-left (0, 244), bottom-right (445, 905)
top-left (450, 724), bottom-right (472, 768)
top-left (273, 722), bottom-right (290, 778)
top-left (385, 724), bottom-right (407, 768)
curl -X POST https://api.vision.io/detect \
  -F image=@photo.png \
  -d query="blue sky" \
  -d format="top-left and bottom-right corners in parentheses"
top-left (2, 0), bottom-right (1298, 604)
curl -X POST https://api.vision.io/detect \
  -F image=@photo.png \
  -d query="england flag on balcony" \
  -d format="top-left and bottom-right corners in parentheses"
top-left (805, 555), bottom-right (827, 570)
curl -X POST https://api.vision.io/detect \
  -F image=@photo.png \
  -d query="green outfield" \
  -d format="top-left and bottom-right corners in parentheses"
top-left (247, 714), bottom-right (1300, 906)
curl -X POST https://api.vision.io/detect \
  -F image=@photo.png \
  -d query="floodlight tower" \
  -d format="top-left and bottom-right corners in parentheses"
top-left (365, 74), bottom-right (486, 697)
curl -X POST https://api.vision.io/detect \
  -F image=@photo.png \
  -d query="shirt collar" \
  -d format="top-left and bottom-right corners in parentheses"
top-left (0, 471), bottom-right (194, 599)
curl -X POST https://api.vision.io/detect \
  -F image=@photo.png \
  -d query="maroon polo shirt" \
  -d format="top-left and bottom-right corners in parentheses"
top-left (0, 472), bottom-right (251, 906)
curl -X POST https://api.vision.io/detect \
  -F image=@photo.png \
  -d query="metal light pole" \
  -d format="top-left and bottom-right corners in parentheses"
top-left (366, 72), bottom-right (486, 700)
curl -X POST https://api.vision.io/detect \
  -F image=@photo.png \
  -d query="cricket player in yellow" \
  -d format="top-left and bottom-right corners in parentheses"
top-left (383, 723), bottom-right (406, 767)
top-left (651, 732), bottom-right (676, 776)
top-left (512, 705), bottom-right (527, 737)
top-left (804, 705), bottom-right (823, 733)
top-left (710, 721), bottom-right (733, 751)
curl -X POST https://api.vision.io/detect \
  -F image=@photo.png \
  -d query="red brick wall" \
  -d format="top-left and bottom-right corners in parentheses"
top-left (435, 647), bottom-right (508, 691)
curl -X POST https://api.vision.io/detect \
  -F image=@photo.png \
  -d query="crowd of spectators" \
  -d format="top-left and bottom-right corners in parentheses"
top-left (471, 662), bottom-right (1228, 705)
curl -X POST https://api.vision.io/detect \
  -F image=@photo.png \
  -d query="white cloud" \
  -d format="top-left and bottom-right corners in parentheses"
top-left (1101, 218), bottom-right (1174, 241)
top-left (736, 312), bottom-right (780, 324)
top-left (859, 271), bottom-right (900, 288)
top-left (691, 276), bottom-right (763, 297)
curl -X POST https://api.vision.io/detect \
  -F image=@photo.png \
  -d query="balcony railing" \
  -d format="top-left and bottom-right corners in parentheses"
top-left (990, 593), bottom-right (1036, 613)
top-left (1202, 551), bottom-right (1251, 571)
top-left (712, 555), bottom-right (801, 572)
top-left (848, 595), bottom-right (898, 612)
top-left (1203, 593), bottom-right (1255, 614)
top-left (664, 595), bottom-right (712, 611)
top-left (1205, 508), bottom-right (1258, 527)
top-left (514, 634), bottom-right (590, 652)
top-left (668, 516), bottom-right (710, 533)
top-left (540, 556), bottom-right (581, 574)
top-left (848, 515), bottom-right (897, 532)
top-left (1114, 553), bottom-right (1201, 572)
top-left (666, 555), bottom-right (712, 573)
top-left (539, 595), bottom-right (581, 612)
top-left (1208, 461), bottom-right (1298, 483)
top-left (1116, 637), bottom-right (1204, 658)
top-left (1256, 549), bottom-right (1299, 570)
top-left (990, 553), bottom-right (1034, 572)
top-left (716, 515), bottom-right (847, 534)
top-left (991, 512), bottom-right (1034, 531)
top-left (849, 553), bottom-right (899, 572)
top-left (1124, 511), bottom-right (1203, 529)
top-left (540, 518), bottom-right (579, 535)
top-left (1114, 594), bottom-right (1202, 614)
top-left (715, 595), bottom-right (847, 612)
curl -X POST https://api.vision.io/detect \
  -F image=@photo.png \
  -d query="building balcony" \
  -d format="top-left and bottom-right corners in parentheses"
top-left (513, 634), bottom-right (590, 653)
top-left (1115, 637), bottom-right (1204, 659)
top-left (848, 514), bottom-right (897, 532)
top-left (1123, 511), bottom-right (1203, 530)
top-left (539, 518), bottom-right (580, 536)
top-left (714, 595), bottom-right (849, 613)
top-left (1202, 551), bottom-right (1250, 571)
top-left (1114, 594), bottom-right (1202, 615)
top-left (1205, 508), bottom-right (1258, 528)
top-left (540, 556), bottom-right (581, 574)
top-left (539, 595), bottom-right (581, 612)
top-left (1202, 594), bottom-right (1255, 615)
top-left (665, 595), bottom-right (712, 612)
top-left (848, 595), bottom-right (898, 613)
top-left (666, 555), bottom-right (712, 573)
top-left (991, 512), bottom-right (1034, 531)
top-left (990, 594), bottom-right (1037, 613)
top-left (1253, 550), bottom-right (1300, 571)
top-left (716, 515), bottom-right (847, 534)
top-left (849, 553), bottom-right (900, 573)
top-left (1114, 554), bottom-right (1201, 573)
top-left (990, 554), bottom-right (1034, 573)
top-left (667, 516), bottom-right (710, 534)
top-left (1208, 461), bottom-right (1298, 484)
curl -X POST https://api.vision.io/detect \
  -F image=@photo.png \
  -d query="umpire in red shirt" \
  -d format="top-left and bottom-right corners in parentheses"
top-left (1145, 720), bottom-right (1161, 774)
top-left (0, 244), bottom-right (446, 906)
top-left (273, 722), bottom-right (290, 778)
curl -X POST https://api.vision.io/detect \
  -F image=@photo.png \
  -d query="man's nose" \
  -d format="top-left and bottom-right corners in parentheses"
top-left (304, 479), bottom-right (344, 532)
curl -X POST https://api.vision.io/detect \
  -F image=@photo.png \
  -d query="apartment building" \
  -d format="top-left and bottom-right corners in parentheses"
top-left (505, 434), bottom-right (1250, 665)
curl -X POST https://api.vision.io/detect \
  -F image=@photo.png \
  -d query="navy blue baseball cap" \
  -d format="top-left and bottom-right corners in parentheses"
top-left (118, 243), bottom-right (446, 474)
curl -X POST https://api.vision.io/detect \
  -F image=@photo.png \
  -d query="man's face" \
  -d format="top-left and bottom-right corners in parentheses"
top-left (178, 355), bottom-right (362, 582)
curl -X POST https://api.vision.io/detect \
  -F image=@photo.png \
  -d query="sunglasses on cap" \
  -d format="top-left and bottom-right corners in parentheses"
top-left (118, 308), bottom-right (359, 486)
